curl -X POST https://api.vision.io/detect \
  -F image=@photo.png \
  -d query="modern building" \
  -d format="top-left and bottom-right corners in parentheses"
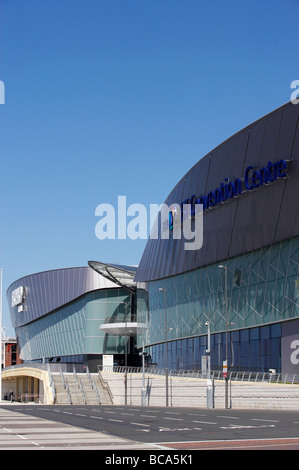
top-left (6, 100), bottom-right (299, 378)
top-left (135, 100), bottom-right (299, 377)
top-left (6, 264), bottom-right (142, 372)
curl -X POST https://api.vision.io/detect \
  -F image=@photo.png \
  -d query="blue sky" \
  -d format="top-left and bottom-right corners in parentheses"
top-left (1, 0), bottom-right (298, 333)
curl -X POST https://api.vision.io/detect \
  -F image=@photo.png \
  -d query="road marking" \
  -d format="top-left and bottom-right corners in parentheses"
top-left (159, 427), bottom-right (192, 432)
top-left (108, 418), bottom-right (124, 423)
top-left (217, 415), bottom-right (239, 419)
top-left (3, 428), bottom-right (13, 433)
top-left (140, 414), bottom-right (157, 418)
top-left (164, 417), bottom-right (184, 421)
top-left (251, 418), bottom-right (279, 423)
top-left (131, 422), bottom-right (150, 427)
top-left (192, 420), bottom-right (217, 425)
top-left (220, 424), bottom-right (275, 430)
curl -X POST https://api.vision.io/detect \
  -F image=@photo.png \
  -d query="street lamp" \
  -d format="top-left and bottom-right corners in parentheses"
top-left (158, 287), bottom-right (169, 407)
top-left (205, 320), bottom-right (213, 409)
top-left (121, 300), bottom-right (131, 406)
top-left (218, 264), bottom-right (229, 409)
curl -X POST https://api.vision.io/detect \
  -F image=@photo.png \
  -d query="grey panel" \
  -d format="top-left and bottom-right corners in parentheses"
top-left (275, 105), bottom-right (299, 240)
top-left (135, 101), bottom-right (299, 282)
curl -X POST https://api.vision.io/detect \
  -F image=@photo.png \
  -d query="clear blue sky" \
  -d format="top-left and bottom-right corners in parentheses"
top-left (1, 0), bottom-right (298, 333)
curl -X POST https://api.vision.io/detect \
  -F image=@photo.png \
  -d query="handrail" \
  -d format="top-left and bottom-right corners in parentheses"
top-left (98, 370), bottom-right (113, 403)
top-left (60, 366), bottom-right (72, 404)
top-left (78, 377), bottom-right (87, 405)
top-left (98, 365), bottom-right (299, 385)
top-left (104, 315), bottom-right (136, 324)
top-left (86, 366), bottom-right (93, 389)
top-left (92, 379), bottom-right (101, 405)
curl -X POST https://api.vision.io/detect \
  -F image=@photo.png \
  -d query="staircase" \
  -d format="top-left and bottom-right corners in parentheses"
top-left (51, 370), bottom-right (113, 405)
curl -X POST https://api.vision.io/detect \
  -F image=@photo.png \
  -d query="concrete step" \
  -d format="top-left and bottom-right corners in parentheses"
top-left (51, 372), bottom-right (111, 405)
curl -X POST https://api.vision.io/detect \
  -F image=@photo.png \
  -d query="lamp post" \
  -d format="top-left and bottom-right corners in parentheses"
top-left (218, 264), bottom-right (229, 409)
top-left (121, 300), bottom-right (131, 406)
top-left (158, 287), bottom-right (169, 407)
top-left (141, 341), bottom-right (146, 406)
top-left (205, 320), bottom-right (213, 408)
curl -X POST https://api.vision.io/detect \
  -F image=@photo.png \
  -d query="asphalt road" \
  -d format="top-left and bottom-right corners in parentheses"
top-left (1, 404), bottom-right (299, 450)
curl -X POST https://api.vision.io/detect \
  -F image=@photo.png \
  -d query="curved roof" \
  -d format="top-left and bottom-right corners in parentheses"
top-left (7, 266), bottom-right (119, 329)
top-left (135, 101), bottom-right (299, 282)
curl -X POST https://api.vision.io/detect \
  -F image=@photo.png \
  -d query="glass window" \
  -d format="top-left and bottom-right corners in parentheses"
top-left (250, 328), bottom-right (259, 340)
top-left (271, 323), bottom-right (281, 338)
top-left (231, 330), bottom-right (239, 342)
top-left (249, 340), bottom-right (259, 370)
top-left (260, 325), bottom-right (270, 339)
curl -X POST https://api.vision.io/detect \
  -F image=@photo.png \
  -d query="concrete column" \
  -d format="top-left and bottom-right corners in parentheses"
top-left (34, 378), bottom-right (39, 402)
top-left (16, 377), bottom-right (19, 401)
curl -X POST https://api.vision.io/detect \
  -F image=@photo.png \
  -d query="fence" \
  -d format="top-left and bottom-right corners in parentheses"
top-left (99, 366), bottom-right (299, 409)
top-left (98, 365), bottom-right (299, 385)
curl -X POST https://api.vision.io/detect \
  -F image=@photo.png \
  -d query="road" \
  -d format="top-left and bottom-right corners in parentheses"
top-left (1, 404), bottom-right (299, 451)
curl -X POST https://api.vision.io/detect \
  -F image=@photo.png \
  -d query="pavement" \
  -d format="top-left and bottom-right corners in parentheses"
top-left (0, 405), bottom-right (162, 450)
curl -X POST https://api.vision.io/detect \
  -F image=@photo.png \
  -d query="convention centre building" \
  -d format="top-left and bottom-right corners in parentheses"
top-left (6, 100), bottom-right (299, 377)
top-left (7, 263), bottom-right (142, 372)
top-left (135, 100), bottom-right (299, 378)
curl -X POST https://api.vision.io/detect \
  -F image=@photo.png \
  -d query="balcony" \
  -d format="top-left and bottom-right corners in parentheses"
top-left (100, 315), bottom-right (147, 336)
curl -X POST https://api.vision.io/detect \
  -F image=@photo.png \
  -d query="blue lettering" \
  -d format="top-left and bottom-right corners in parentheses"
top-left (233, 178), bottom-right (242, 195)
top-left (214, 187), bottom-right (222, 204)
top-left (259, 167), bottom-right (270, 185)
top-left (227, 181), bottom-right (234, 198)
top-left (277, 159), bottom-right (287, 178)
top-left (182, 159), bottom-right (288, 215)
top-left (252, 170), bottom-right (260, 188)
top-left (208, 191), bottom-right (215, 207)
top-left (245, 166), bottom-right (253, 190)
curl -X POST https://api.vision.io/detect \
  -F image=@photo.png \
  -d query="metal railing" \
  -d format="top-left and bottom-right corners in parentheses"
top-left (60, 366), bottom-right (72, 404)
top-left (98, 365), bottom-right (299, 385)
top-left (86, 366), bottom-right (101, 404)
top-left (104, 315), bottom-right (137, 324)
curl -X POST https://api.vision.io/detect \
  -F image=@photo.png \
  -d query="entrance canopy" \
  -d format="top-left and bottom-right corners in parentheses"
top-left (88, 261), bottom-right (137, 292)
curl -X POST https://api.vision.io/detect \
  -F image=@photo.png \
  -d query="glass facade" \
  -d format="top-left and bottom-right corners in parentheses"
top-left (16, 288), bottom-right (131, 361)
top-left (140, 236), bottom-right (299, 372)
top-left (150, 323), bottom-right (282, 372)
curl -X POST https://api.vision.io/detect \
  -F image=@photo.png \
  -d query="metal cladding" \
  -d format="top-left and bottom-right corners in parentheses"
top-left (135, 101), bottom-right (299, 282)
top-left (7, 266), bottom-right (118, 329)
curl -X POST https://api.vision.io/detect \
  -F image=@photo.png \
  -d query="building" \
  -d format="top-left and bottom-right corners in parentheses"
top-left (4, 338), bottom-right (23, 368)
top-left (1, 337), bottom-right (22, 370)
top-left (135, 100), bottom-right (299, 377)
top-left (6, 100), bottom-right (299, 377)
top-left (6, 264), bottom-right (142, 372)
